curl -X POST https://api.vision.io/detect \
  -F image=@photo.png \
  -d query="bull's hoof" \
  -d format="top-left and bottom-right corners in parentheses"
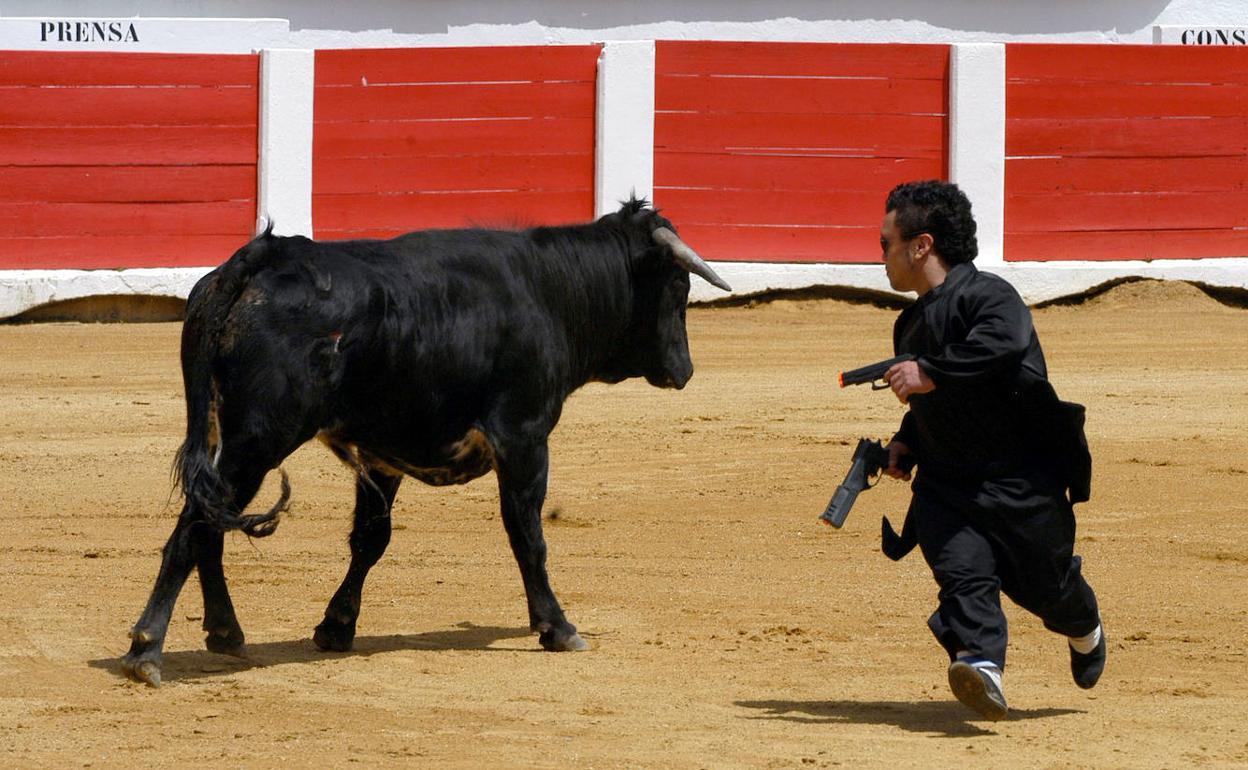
top-left (538, 628), bottom-right (590, 652)
top-left (313, 619), bottom-right (355, 652)
top-left (204, 626), bottom-right (246, 657)
top-left (121, 653), bottom-right (162, 687)
top-left (123, 627), bottom-right (164, 687)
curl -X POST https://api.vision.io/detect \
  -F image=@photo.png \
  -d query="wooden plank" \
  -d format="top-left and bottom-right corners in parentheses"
top-left (313, 117), bottom-right (594, 158)
top-left (655, 152), bottom-right (943, 193)
top-left (657, 41), bottom-right (949, 80)
top-left (314, 80), bottom-right (595, 122)
top-left (314, 45), bottom-right (600, 86)
top-left (1007, 80), bottom-right (1248, 119)
top-left (1005, 228), bottom-right (1248, 261)
top-left (0, 125), bottom-right (257, 165)
top-left (661, 223), bottom-right (880, 263)
top-left (656, 73), bottom-right (946, 116)
top-left (0, 200), bottom-right (255, 237)
top-left (656, 112), bottom-right (944, 157)
top-left (315, 153), bottom-right (592, 195)
top-left (1005, 191), bottom-right (1248, 232)
top-left (0, 165), bottom-right (256, 203)
top-left (654, 187), bottom-right (884, 228)
top-left (312, 189), bottom-right (593, 234)
top-left (0, 85), bottom-right (257, 127)
top-left (0, 234), bottom-right (248, 269)
top-left (1006, 117), bottom-right (1248, 158)
top-left (1007, 43), bottom-right (1248, 85)
top-left (1006, 156), bottom-right (1248, 194)
top-left (0, 51), bottom-right (259, 87)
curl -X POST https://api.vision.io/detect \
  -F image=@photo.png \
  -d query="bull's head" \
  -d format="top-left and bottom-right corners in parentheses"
top-left (598, 199), bottom-right (731, 390)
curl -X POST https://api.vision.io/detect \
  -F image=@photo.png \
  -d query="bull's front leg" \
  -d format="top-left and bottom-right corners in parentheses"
top-left (495, 440), bottom-right (588, 651)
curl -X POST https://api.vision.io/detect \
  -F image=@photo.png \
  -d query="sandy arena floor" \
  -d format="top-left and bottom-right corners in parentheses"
top-left (1, 279), bottom-right (1246, 768)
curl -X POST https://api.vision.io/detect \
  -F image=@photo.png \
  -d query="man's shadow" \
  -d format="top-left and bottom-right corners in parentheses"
top-left (90, 622), bottom-right (536, 684)
top-left (736, 698), bottom-right (1083, 737)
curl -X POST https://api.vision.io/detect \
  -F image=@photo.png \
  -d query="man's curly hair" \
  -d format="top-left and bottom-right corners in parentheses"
top-left (885, 180), bottom-right (978, 265)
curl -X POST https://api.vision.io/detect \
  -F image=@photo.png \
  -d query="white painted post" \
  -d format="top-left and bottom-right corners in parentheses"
top-left (948, 43), bottom-right (1006, 266)
top-left (258, 48), bottom-right (315, 237)
top-left (594, 40), bottom-right (655, 217)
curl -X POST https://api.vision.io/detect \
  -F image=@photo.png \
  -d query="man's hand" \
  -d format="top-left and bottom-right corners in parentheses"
top-left (885, 359), bottom-right (935, 404)
top-left (883, 440), bottom-right (913, 480)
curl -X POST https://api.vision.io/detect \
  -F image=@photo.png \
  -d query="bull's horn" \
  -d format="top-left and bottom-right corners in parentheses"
top-left (652, 227), bottom-right (732, 291)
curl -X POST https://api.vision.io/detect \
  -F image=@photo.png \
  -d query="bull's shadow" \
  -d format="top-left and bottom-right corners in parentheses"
top-left (91, 621), bottom-right (534, 684)
top-left (736, 698), bottom-right (1083, 737)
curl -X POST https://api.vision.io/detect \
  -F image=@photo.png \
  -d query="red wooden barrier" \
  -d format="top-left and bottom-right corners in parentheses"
top-left (1005, 44), bottom-right (1248, 261)
top-left (0, 52), bottom-right (259, 269)
top-left (654, 41), bottom-right (949, 263)
top-left (312, 45), bottom-right (600, 239)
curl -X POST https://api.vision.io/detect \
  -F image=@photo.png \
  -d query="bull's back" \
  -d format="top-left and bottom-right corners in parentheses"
top-left (239, 232), bottom-right (535, 469)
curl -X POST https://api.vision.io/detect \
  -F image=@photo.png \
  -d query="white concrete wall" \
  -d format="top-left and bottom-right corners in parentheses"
top-left (258, 48), bottom-right (314, 237)
top-left (2, 3), bottom-right (1247, 317)
top-left (594, 41), bottom-right (655, 217)
top-left (4, 1), bottom-right (1240, 46)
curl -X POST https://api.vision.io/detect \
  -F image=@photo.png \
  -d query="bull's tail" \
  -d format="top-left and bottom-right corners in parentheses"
top-left (172, 221), bottom-right (291, 537)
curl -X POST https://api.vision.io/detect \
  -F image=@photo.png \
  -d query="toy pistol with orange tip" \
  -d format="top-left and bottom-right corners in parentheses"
top-left (838, 353), bottom-right (916, 390)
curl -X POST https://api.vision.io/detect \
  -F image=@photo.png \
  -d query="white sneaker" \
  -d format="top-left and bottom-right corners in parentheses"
top-left (948, 658), bottom-right (1008, 721)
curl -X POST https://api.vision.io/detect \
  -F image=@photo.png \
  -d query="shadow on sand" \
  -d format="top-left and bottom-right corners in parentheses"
top-left (736, 698), bottom-right (1083, 737)
top-left (89, 622), bottom-right (537, 684)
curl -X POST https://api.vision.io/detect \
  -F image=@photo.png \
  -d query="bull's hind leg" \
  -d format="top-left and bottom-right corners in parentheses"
top-left (121, 506), bottom-right (203, 686)
top-left (495, 440), bottom-right (588, 652)
top-left (192, 527), bottom-right (242, 653)
top-left (122, 464), bottom-right (269, 686)
top-left (314, 469), bottom-right (402, 652)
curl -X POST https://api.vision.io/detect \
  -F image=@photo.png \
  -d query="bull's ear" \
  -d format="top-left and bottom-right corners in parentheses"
top-left (652, 227), bottom-right (732, 291)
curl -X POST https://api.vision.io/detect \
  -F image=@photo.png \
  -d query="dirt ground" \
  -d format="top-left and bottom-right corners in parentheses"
top-left (1, 279), bottom-right (1246, 769)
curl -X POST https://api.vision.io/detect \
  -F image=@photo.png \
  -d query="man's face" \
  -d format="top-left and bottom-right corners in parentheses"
top-left (880, 209), bottom-right (916, 293)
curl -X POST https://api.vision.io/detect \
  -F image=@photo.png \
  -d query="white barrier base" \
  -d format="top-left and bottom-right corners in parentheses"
top-left (2, 259), bottom-right (1246, 320)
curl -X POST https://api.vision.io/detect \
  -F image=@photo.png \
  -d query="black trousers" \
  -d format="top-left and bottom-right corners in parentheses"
top-left (913, 473), bottom-right (1100, 670)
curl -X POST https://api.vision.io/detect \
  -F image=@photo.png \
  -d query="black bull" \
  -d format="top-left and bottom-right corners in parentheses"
top-left (121, 199), bottom-right (731, 686)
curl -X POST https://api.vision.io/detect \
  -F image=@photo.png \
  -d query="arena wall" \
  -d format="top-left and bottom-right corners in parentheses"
top-left (1, 8), bottom-right (1246, 317)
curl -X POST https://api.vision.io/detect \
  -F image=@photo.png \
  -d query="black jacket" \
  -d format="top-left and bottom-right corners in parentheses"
top-left (882, 262), bottom-right (1091, 560)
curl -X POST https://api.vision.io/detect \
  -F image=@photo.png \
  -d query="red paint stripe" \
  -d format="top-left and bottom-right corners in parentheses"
top-left (656, 153), bottom-right (943, 193)
top-left (1006, 43), bottom-right (1248, 85)
top-left (0, 165), bottom-right (256, 203)
top-left (0, 201), bottom-right (255, 237)
top-left (313, 117), bottom-right (595, 158)
top-left (1006, 117), bottom-right (1248, 158)
top-left (0, 85), bottom-right (258, 127)
top-left (313, 47), bottom-right (599, 237)
top-left (1008, 80), bottom-right (1248, 119)
top-left (0, 126), bottom-right (257, 165)
top-left (0, 51), bottom-right (259, 271)
top-left (0, 51), bottom-right (258, 87)
top-left (315, 154), bottom-right (592, 195)
top-left (0, 235), bottom-right (246, 269)
top-left (1005, 229), bottom-right (1248, 262)
top-left (1006, 191), bottom-right (1248, 232)
top-left (668, 223), bottom-right (880, 263)
top-left (654, 41), bottom-right (948, 264)
top-left (1007, 156), bottom-right (1248, 194)
top-left (312, 189), bottom-right (593, 236)
top-left (1004, 44), bottom-right (1248, 263)
top-left (314, 45), bottom-right (600, 86)
top-left (655, 74), bottom-right (946, 116)
top-left (657, 41), bottom-right (949, 80)
top-left (315, 80), bottom-right (596, 122)
top-left (655, 188), bottom-right (886, 228)
top-left (656, 112), bottom-right (944, 157)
